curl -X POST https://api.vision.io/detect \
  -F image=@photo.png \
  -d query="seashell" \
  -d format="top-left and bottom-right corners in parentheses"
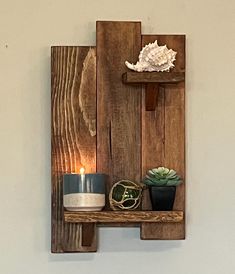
top-left (125, 40), bottom-right (177, 72)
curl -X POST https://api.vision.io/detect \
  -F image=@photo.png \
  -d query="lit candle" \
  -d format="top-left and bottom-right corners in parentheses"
top-left (63, 170), bottom-right (107, 212)
top-left (80, 167), bottom-right (85, 192)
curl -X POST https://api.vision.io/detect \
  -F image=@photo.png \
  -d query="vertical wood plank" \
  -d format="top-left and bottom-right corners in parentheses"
top-left (141, 85), bottom-right (165, 212)
top-left (96, 21), bottom-right (142, 209)
top-left (51, 46), bottom-right (97, 252)
top-left (141, 35), bottom-right (185, 239)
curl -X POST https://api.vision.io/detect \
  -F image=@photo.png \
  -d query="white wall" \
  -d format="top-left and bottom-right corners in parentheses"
top-left (1, 0), bottom-right (235, 273)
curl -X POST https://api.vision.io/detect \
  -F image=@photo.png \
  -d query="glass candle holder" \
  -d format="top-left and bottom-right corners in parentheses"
top-left (63, 173), bottom-right (107, 212)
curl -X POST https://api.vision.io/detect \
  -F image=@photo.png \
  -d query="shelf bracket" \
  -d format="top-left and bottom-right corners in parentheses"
top-left (145, 83), bottom-right (160, 111)
top-left (81, 223), bottom-right (96, 247)
top-left (122, 71), bottom-right (185, 112)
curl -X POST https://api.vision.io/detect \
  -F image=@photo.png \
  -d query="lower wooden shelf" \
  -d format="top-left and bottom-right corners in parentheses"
top-left (64, 210), bottom-right (184, 223)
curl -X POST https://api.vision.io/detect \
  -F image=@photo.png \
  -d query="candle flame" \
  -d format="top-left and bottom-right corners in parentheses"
top-left (80, 167), bottom-right (85, 175)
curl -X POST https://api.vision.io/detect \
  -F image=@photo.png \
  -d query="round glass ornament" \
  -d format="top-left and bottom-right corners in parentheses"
top-left (109, 180), bottom-right (143, 210)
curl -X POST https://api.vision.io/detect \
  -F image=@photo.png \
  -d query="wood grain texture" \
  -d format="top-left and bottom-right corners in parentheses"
top-left (96, 21), bottom-right (142, 209)
top-left (141, 35), bottom-right (186, 240)
top-left (51, 46), bottom-right (97, 252)
top-left (141, 84), bottom-right (165, 212)
top-left (64, 211), bottom-right (184, 223)
top-left (122, 71), bottom-right (185, 83)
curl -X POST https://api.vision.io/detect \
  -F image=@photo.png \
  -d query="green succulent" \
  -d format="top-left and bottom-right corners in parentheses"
top-left (144, 167), bottom-right (182, 186)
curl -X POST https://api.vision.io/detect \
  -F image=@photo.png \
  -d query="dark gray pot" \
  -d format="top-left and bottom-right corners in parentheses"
top-left (149, 186), bottom-right (176, 211)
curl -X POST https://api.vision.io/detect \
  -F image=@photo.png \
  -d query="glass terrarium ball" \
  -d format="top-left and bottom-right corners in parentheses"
top-left (109, 180), bottom-right (143, 210)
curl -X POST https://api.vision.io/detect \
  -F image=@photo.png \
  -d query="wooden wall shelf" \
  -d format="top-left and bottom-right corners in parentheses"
top-left (64, 211), bottom-right (184, 223)
top-left (51, 21), bottom-right (186, 253)
top-left (122, 71), bottom-right (185, 84)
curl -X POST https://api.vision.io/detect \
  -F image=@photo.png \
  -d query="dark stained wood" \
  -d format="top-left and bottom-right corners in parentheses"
top-left (122, 71), bottom-right (185, 83)
top-left (141, 35), bottom-right (185, 240)
top-left (96, 21), bottom-right (142, 210)
top-left (82, 224), bottom-right (96, 246)
top-left (51, 46), bottom-right (97, 252)
top-left (65, 211), bottom-right (184, 223)
top-left (145, 83), bottom-right (159, 111)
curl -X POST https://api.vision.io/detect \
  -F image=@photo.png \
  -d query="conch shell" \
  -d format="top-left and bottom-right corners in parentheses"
top-left (125, 40), bottom-right (177, 72)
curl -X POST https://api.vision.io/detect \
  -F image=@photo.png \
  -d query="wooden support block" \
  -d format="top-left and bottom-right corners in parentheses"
top-left (51, 46), bottom-right (97, 252)
top-left (82, 223), bottom-right (96, 247)
top-left (145, 83), bottom-right (159, 111)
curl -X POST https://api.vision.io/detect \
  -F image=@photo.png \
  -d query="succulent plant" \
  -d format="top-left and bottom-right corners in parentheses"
top-left (144, 167), bottom-right (182, 186)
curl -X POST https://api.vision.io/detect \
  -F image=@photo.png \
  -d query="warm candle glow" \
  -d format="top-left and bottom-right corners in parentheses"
top-left (80, 167), bottom-right (85, 175)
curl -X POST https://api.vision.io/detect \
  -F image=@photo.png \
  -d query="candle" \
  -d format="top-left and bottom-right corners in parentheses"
top-left (80, 167), bottom-right (85, 192)
top-left (63, 169), bottom-right (107, 212)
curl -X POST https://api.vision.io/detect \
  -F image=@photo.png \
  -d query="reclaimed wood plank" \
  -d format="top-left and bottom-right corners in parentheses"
top-left (141, 35), bottom-right (186, 240)
top-left (96, 21), bottom-right (142, 209)
top-left (64, 211), bottom-right (184, 223)
top-left (51, 46), bottom-right (97, 252)
top-left (141, 84), bottom-right (165, 213)
top-left (122, 71), bottom-right (185, 83)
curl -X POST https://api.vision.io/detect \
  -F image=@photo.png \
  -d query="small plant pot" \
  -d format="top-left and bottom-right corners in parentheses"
top-left (149, 186), bottom-right (176, 211)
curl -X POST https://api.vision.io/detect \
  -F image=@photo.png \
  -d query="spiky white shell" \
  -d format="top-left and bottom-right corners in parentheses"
top-left (125, 40), bottom-right (177, 72)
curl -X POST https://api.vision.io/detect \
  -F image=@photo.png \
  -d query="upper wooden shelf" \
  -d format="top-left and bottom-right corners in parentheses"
top-left (122, 71), bottom-right (185, 84)
top-left (64, 211), bottom-right (183, 223)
